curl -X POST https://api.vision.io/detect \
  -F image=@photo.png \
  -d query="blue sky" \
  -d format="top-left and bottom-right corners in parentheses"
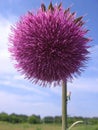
top-left (0, 0), bottom-right (98, 118)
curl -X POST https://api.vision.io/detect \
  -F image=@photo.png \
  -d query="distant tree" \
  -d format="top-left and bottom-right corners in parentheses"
top-left (28, 115), bottom-right (41, 124)
top-left (89, 117), bottom-right (98, 125)
top-left (67, 117), bottom-right (74, 125)
top-left (43, 116), bottom-right (54, 123)
top-left (18, 114), bottom-right (28, 123)
top-left (0, 112), bottom-right (9, 122)
top-left (8, 113), bottom-right (21, 123)
top-left (54, 116), bottom-right (62, 123)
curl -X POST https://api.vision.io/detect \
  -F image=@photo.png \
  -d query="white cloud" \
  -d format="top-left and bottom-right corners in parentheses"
top-left (68, 77), bottom-right (98, 93)
top-left (87, 45), bottom-right (98, 71)
top-left (0, 90), bottom-right (60, 117)
top-left (0, 15), bottom-right (16, 74)
top-left (0, 77), bottom-right (50, 97)
top-left (0, 49), bottom-right (15, 73)
top-left (0, 16), bottom-right (10, 48)
top-left (91, 45), bottom-right (98, 57)
top-left (50, 87), bottom-right (61, 95)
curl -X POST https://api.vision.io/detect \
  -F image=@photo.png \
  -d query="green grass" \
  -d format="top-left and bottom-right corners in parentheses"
top-left (0, 122), bottom-right (98, 130)
top-left (69, 124), bottom-right (98, 130)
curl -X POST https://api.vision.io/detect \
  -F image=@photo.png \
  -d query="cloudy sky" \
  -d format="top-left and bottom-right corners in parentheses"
top-left (0, 0), bottom-right (98, 118)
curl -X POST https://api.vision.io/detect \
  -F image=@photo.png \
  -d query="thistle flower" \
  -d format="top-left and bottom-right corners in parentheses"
top-left (9, 3), bottom-right (91, 86)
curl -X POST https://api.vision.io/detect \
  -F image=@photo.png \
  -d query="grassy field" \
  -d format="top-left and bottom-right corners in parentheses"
top-left (0, 122), bottom-right (98, 130)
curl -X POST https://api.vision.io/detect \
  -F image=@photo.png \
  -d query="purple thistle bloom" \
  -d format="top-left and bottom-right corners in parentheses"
top-left (9, 3), bottom-right (91, 86)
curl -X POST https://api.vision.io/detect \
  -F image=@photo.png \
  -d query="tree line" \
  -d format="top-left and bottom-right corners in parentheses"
top-left (0, 112), bottom-right (98, 125)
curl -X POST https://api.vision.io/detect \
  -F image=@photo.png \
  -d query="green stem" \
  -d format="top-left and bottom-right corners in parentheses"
top-left (62, 80), bottom-right (67, 130)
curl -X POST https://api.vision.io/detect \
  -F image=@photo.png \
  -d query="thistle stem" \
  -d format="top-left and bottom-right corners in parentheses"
top-left (62, 80), bottom-right (67, 130)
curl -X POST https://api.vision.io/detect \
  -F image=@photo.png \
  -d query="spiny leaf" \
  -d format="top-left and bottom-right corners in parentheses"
top-left (74, 16), bottom-right (83, 23)
top-left (58, 3), bottom-right (62, 9)
top-left (71, 12), bottom-right (76, 16)
top-left (78, 21), bottom-right (84, 26)
top-left (64, 8), bottom-right (70, 14)
top-left (48, 2), bottom-right (54, 11)
top-left (41, 3), bottom-right (46, 11)
top-left (67, 12), bottom-right (76, 20)
top-left (28, 11), bottom-right (33, 16)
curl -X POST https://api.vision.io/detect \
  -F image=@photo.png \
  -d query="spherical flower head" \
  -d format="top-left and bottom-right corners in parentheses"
top-left (9, 3), bottom-right (91, 86)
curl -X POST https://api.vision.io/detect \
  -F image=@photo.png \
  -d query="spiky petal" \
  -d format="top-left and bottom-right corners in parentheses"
top-left (9, 3), bottom-right (91, 86)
